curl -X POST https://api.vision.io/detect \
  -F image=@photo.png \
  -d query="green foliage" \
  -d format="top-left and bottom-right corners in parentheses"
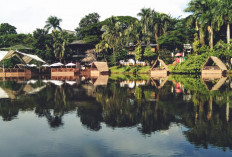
top-left (143, 46), bottom-right (156, 64)
top-left (0, 23), bottom-right (17, 35)
top-left (172, 53), bottom-right (210, 73)
top-left (109, 66), bottom-right (150, 74)
top-left (0, 34), bottom-right (34, 49)
top-left (44, 16), bottom-right (62, 31)
top-left (192, 33), bottom-right (200, 53)
top-left (158, 20), bottom-right (195, 51)
top-left (135, 45), bottom-right (142, 61)
top-left (79, 12), bottom-right (100, 28)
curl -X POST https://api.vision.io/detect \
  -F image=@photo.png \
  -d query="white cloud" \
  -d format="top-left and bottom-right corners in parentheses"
top-left (0, 0), bottom-right (191, 33)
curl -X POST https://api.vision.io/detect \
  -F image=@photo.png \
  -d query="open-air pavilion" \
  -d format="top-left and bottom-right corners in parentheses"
top-left (0, 50), bottom-right (46, 78)
top-left (201, 56), bottom-right (227, 79)
top-left (150, 59), bottom-right (169, 77)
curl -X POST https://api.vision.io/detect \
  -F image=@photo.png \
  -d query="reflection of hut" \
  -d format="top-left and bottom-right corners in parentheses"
top-left (91, 75), bottom-right (109, 86)
top-left (150, 76), bottom-right (169, 89)
top-left (201, 56), bottom-right (227, 79)
top-left (150, 59), bottom-right (169, 77)
top-left (90, 62), bottom-right (109, 76)
top-left (202, 77), bottom-right (227, 91)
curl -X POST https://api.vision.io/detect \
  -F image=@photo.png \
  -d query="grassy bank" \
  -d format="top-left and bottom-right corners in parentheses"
top-left (109, 66), bottom-right (150, 74)
top-left (110, 74), bottom-right (150, 80)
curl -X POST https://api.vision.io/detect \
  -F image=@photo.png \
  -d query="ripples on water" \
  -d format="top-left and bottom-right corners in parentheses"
top-left (0, 75), bottom-right (232, 157)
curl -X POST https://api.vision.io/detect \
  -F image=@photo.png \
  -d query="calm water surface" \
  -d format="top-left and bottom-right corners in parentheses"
top-left (0, 75), bottom-right (232, 157)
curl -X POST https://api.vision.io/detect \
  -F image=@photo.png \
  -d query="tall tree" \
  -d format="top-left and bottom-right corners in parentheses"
top-left (44, 16), bottom-right (62, 31)
top-left (79, 12), bottom-right (100, 28)
top-left (101, 16), bottom-right (123, 53)
top-left (185, 0), bottom-right (206, 46)
top-left (216, 0), bottom-right (232, 44)
top-left (0, 23), bottom-right (17, 35)
top-left (137, 8), bottom-right (153, 44)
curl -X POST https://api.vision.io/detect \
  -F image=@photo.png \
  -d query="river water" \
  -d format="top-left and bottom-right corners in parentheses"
top-left (0, 74), bottom-right (232, 157)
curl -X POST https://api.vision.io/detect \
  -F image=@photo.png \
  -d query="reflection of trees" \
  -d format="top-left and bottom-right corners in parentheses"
top-left (170, 75), bottom-right (232, 150)
top-left (0, 81), bottom-right (79, 128)
top-left (77, 101), bottom-right (103, 131)
top-left (0, 100), bottom-right (19, 121)
top-left (93, 81), bottom-right (176, 134)
top-left (1, 76), bottom-right (232, 150)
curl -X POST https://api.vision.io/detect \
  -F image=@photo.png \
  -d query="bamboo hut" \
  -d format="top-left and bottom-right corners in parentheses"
top-left (150, 59), bottom-right (169, 77)
top-left (201, 56), bottom-right (227, 79)
top-left (90, 62), bottom-right (109, 76)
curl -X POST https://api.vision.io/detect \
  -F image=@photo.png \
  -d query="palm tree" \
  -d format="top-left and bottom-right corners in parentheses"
top-left (215, 0), bottom-right (232, 44)
top-left (44, 16), bottom-right (62, 31)
top-left (151, 11), bottom-right (172, 50)
top-left (185, 0), bottom-right (206, 46)
top-left (101, 16), bottom-right (123, 53)
top-left (199, 0), bottom-right (218, 49)
top-left (137, 8), bottom-right (153, 44)
top-left (51, 31), bottom-right (68, 62)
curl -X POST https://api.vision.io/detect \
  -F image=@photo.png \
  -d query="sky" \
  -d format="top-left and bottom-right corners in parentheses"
top-left (0, 0), bottom-right (191, 34)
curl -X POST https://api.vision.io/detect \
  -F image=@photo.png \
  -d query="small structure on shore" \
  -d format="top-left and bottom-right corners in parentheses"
top-left (0, 50), bottom-right (45, 78)
top-left (90, 62), bottom-right (109, 76)
top-left (201, 56), bottom-right (227, 79)
top-left (150, 59), bottom-right (169, 77)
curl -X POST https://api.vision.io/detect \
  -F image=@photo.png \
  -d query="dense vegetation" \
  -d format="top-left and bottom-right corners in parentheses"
top-left (0, 0), bottom-right (231, 71)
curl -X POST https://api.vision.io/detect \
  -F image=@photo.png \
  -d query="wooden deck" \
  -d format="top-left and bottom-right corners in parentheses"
top-left (51, 68), bottom-right (79, 76)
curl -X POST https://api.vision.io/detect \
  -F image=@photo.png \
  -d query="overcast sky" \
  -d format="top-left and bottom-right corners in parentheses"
top-left (0, 0), bottom-right (191, 34)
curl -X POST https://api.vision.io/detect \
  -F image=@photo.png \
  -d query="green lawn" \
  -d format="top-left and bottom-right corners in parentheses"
top-left (109, 66), bottom-right (150, 74)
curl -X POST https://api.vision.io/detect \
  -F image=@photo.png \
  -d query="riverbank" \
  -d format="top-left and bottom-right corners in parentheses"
top-left (109, 66), bottom-right (150, 74)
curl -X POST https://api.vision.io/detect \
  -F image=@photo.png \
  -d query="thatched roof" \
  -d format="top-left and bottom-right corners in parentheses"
top-left (151, 59), bottom-right (169, 71)
top-left (91, 62), bottom-right (109, 72)
top-left (202, 56), bottom-right (227, 71)
top-left (81, 53), bottom-right (96, 63)
top-left (0, 50), bottom-right (46, 64)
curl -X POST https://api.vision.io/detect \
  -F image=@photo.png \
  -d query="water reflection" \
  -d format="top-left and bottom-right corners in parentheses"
top-left (0, 75), bottom-right (232, 154)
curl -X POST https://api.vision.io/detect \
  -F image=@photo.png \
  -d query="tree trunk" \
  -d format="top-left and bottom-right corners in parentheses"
top-left (227, 22), bottom-right (230, 44)
top-left (154, 32), bottom-right (159, 51)
top-left (199, 30), bottom-right (205, 45)
top-left (195, 20), bottom-right (199, 31)
top-left (208, 26), bottom-right (213, 49)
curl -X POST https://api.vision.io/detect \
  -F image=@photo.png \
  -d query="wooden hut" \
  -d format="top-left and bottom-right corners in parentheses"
top-left (90, 62), bottom-right (109, 76)
top-left (201, 56), bottom-right (227, 79)
top-left (150, 59), bottom-right (169, 77)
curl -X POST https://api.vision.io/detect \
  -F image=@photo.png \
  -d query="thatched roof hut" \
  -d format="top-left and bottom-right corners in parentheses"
top-left (201, 56), bottom-right (227, 77)
top-left (90, 62), bottom-right (109, 76)
top-left (151, 59), bottom-right (169, 77)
